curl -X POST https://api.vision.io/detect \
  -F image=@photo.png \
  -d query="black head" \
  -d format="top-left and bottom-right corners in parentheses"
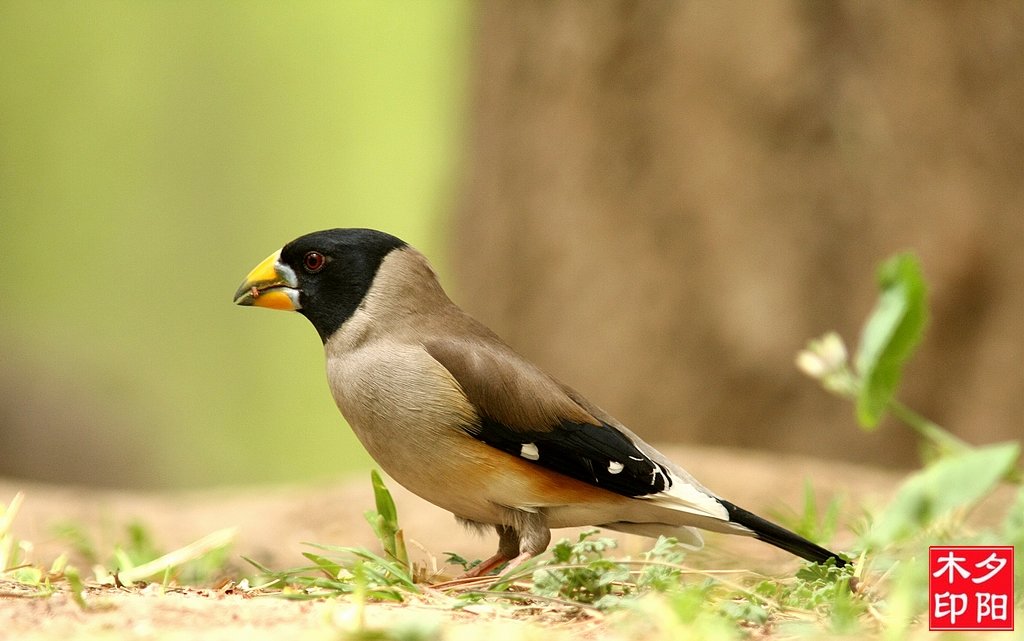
top-left (234, 228), bottom-right (407, 342)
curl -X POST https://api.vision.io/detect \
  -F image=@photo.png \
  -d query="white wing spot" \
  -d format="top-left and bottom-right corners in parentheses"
top-left (608, 461), bottom-right (624, 474)
top-left (520, 442), bottom-right (540, 461)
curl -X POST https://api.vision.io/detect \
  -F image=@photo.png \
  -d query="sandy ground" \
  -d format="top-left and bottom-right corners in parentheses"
top-left (0, 445), bottom-right (1013, 639)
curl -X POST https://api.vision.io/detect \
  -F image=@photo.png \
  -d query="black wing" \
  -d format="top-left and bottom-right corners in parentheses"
top-left (425, 338), bottom-right (673, 498)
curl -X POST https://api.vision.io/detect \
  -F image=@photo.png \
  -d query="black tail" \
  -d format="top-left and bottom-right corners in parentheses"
top-left (720, 500), bottom-right (847, 567)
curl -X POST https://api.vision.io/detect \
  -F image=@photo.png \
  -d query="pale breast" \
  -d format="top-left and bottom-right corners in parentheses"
top-left (324, 340), bottom-right (504, 520)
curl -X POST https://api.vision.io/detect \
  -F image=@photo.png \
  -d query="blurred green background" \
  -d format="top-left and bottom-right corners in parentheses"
top-left (0, 1), bottom-right (471, 488)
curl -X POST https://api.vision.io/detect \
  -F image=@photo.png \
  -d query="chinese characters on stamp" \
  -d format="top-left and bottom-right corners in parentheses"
top-left (929, 546), bottom-right (1014, 631)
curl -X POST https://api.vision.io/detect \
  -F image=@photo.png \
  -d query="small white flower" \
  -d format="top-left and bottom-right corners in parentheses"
top-left (796, 350), bottom-right (829, 378)
top-left (796, 332), bottom-right (849, 379)
top-left (818, 332), bottom-right (848, 369)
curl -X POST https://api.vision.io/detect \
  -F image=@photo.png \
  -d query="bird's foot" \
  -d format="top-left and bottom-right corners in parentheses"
top-left (440, 551), bottom-right (536, 586)
top-left (460, 552), bottom-right (511, 578)
top-left (459, 551), bottom-right (534, 579)
top-left (498, 551), bottom-right (533, 575)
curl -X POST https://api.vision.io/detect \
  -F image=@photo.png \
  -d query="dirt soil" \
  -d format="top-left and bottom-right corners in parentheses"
top-left (0, 445), bottom-right (1012, 640)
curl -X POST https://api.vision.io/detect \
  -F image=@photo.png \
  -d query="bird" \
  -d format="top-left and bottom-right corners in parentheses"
top-left (233, 228), bottom-right (846, 576)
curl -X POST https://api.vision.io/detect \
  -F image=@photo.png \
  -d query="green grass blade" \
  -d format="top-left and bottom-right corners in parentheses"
top-left (370, 470), bottom-right (399, 531)
top-left (115, 527), bottom-right (236, 584)
top-left (302, 543), bottom-right (417, 590)
top-left (240, 555), bottom-right (277, 575)
top-left (301, 552), bottom-right (344, 578)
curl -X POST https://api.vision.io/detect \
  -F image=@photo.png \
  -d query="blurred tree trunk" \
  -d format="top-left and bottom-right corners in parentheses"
top-left (451, 1), bottom-right (1024, 466)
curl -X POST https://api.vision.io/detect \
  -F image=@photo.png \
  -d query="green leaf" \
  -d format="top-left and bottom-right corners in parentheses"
top-left (65, 566), bottom-right (88, 610)
top-left (865, 442), bottom-right (1019, 547)
top-left (854, 253), bottom-right (928, 429)
top-left (1002, 485), bottom-right (1024, 545)
top-left (11, 566), bottom-right (42, 585)
top-left (1004, 487), bottom-right (1024, 592)
top-left (366, 470), bottom-right (409, 566)
top-left (363, 511), bottom-right (386, 549)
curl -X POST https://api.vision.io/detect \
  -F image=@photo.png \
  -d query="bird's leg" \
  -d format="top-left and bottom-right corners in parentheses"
top-left (461, 524), bottom-right (520, 578)
top-left (464, 512), bottom-right (553, 578)
top-left (498, 513), bottom-right (551, 574)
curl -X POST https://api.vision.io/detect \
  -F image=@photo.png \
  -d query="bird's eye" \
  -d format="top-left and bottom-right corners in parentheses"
top-left (303, 251), bottom-right (326, 273)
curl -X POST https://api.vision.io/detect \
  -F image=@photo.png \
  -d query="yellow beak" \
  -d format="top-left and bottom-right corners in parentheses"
top-left (233, 249), bottom-right (301, 311)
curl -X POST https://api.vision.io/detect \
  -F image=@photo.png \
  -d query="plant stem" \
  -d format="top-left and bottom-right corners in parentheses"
top-left (887, 399), bottom-right (970, 454)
